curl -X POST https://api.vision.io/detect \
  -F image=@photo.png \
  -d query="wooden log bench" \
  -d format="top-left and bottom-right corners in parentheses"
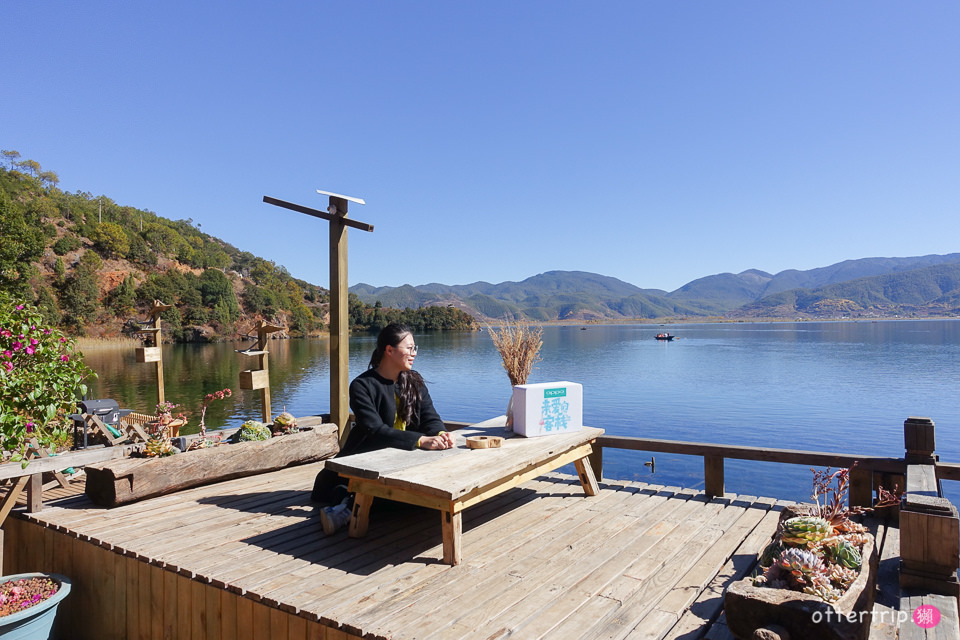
top-left (84, 420), bottom-right (339, 507)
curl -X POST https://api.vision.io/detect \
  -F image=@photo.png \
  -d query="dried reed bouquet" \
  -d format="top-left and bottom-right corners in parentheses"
top-left (488, 322), bottom-right (543, 386)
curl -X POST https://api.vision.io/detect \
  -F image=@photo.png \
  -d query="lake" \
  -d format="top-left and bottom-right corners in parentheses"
top-left (83, 319), bottom-right (960, 505)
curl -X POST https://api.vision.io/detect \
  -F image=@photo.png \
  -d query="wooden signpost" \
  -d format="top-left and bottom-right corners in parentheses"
top-left (134, 299), bottom-right (172, 405)
top-left (237, 320), bottom-right (285, 423)
top-left (263, 192), bottom-right (374, 445)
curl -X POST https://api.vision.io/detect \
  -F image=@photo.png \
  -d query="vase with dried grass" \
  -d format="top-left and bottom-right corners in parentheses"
top-left (488, 322), bottom-right (543, 429)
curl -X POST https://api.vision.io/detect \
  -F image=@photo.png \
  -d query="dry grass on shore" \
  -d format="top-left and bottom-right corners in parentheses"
top-left (74, 336), bottom-right (142, 350)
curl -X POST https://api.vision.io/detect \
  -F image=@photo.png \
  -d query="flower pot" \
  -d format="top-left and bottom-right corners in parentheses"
top-left (0, 573), bottom-right (71, 640)
top-left (724, 533), bottom-right (877, 640)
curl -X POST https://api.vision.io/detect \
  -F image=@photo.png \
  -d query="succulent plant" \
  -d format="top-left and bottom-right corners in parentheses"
top-left (774, 548), bottom-right (828, 586)
top-left (237, 420), bottom-right (271, 442)
top-left (828, 565), bottom-right (859, 589)
top-left (272, 411), bottom-right (298, 434)
top-left (759, 540), bottom-right (785, 567)
top-left (824, 539), bottom-right (862, 570)
top-left (781, 516), bottom-right (833, 548)
top-left (144, 433), bottom-right (177, 457)
top-left (803, 578), bottom-right (842, 603)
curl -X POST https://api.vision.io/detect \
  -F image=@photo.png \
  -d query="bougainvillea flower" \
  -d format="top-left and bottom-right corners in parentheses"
top-left (61, 355), bottom-right (70, 362)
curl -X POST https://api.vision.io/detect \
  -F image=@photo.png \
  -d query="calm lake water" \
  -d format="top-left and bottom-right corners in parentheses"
top-left (83, 320), bottom-right (960, 505)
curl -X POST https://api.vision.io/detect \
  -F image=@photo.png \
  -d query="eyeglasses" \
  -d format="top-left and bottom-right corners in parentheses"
top-left (397, 344), bottom-right (418, 355)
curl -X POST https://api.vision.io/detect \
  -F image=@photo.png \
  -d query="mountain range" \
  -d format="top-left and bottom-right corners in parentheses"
top-left (350, 254), bottom-right (960, 322)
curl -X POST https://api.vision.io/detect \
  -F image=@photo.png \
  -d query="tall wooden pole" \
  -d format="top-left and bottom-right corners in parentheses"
top-left (262, 194), bottom-right (372, 447)
top-left (154, 317), bottom-right (165, 406)
top-left (329, 196), bottom-right (350, 446)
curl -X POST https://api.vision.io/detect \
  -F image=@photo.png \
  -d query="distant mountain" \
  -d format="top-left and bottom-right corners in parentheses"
top-left (758, 254), bottom-right (960, 297)
top-left (351, 255), bottom-right (960, 322)
top-left (732, 263), bottom-right (960, 318)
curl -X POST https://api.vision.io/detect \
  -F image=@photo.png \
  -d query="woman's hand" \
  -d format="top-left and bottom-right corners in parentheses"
top-left (419, 433), bottom-right (455, 450)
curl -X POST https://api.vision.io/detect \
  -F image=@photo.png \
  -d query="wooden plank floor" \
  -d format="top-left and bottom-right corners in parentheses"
top-left (8, 465), bottom-right (898, 639)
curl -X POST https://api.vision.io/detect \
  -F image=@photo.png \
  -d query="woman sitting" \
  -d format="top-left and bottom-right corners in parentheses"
top-left (313, 322), bottom-right (454, 534)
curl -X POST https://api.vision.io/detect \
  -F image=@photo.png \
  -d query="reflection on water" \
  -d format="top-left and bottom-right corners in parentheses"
top-left (83, 320), bottom-right (960, 504)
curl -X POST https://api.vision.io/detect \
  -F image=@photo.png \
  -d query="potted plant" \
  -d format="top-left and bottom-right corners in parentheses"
top-left (0, 295), bottom-right (96, 466)
top-left (0, 572), bottom-right (71, 638)
top-left (724, 466), bottom-right (901, 640)
top-left (488, 322), bottom-right (543, 429)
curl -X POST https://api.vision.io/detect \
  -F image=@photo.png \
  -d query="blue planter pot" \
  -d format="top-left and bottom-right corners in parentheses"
top-left (0, 573), bottom-right (71, 640)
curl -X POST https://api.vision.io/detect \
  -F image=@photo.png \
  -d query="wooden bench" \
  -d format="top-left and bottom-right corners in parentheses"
top-left (325, 416), bottom-right (603, 565)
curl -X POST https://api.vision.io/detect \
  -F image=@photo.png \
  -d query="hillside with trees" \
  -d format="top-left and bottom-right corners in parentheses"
top-left (0, 152), bottom-right (475, 341)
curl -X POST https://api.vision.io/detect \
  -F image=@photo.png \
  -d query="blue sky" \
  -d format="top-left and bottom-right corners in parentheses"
top-left (6, 2), bottom-right (959, 292)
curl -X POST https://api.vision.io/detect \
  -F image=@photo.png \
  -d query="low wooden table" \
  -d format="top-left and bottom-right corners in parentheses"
top-left (325, 417), bottom-right (603, 565)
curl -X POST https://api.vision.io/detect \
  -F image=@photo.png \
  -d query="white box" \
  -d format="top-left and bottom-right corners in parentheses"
top-left (512, 381), bottom-right (583, 437)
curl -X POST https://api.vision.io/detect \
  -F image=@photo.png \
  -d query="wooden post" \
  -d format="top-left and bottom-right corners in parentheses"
top-left (848, 465), bottom-right (873, 509)
top-left (704, 455), bottom-right (724, 498)
top-left (588, 444), bottom-right (603, 482)
top-left (905, 416), bottom-right (936, 464)
top-left (262, 193), bottom-right (373, 447)
top-left (134, 300), bottom-right (171, 406)
top-left (154, 317), bottom-right (165, 405)
top-left (329, 195), bottom-right (350, 446)
top-left (237, 321), bottom-right (284, 424)
top-left (899, 416), bottom-right (960, 596)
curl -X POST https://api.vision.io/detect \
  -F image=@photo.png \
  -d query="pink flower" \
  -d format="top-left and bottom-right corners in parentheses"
top-left (2, 362), bottom-right (12, 373)
top-left (15, 305), bottom-right (24, 310)
top-left (30, 338), bottom-right (39, 346)
top-left (11, 341), bottom-right (22, 351)
top-left (2, 351), bottom-right (10, 359)
top-left (25, 422), bottom-right (34, 433)
top-left (0, 329), bottom-right (10, 337)
top-left (25, 346), bottom-right (36, 356)
top-left (43, 328), bottom-right (51, 334)
top-left (60, 355), bottom-right (70, 362)
top-left (59, 337), bottom-right (66, 344)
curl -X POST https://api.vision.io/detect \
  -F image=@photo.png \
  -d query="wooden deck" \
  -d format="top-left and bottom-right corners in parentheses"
top-left (4, 464), bottom-right (909, 640)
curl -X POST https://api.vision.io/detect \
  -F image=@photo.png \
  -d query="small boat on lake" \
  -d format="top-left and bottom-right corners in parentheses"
top-left (655, 333), bottom-right (675, 341)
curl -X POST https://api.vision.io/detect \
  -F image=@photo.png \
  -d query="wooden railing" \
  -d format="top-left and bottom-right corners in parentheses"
top-left (590, 435), bottom-right (906, 507)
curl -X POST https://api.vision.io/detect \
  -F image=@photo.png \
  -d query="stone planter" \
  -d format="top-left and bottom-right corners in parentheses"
top-left (724, 532), bottom-right (877, 640)
top-left (0, 573), bottom-right (71, 640)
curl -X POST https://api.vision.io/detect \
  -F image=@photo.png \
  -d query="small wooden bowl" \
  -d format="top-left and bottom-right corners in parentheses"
top-left (465, 435), bottom-right (503, 449)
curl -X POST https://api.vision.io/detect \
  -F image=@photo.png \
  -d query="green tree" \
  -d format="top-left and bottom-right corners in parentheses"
top-left (90, 221), bottom-right (130, 258)
top-left (34, 284), bottom-right (60, 326)
top-left (52, 235), bottom-right (81, 255)
top-left (58, 265), bottom-right (100, 331)
top-left (200, 269), bottom-right (239, 320)
top-left (109, 275), bottom-right (137, 316)
top-left (1, 150), bottom-right (21, 170)
top-left (0, 189), bottom-right (45, 296)
top-left (79, 248), bottom-right (103, 272)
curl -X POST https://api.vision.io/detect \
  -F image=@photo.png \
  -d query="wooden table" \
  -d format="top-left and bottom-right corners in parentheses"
top-left (325, 417), bottom-right (603, 565)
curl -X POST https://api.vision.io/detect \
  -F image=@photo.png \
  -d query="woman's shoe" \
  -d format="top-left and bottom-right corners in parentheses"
top-left (321, 503), bottom-right (352, 535)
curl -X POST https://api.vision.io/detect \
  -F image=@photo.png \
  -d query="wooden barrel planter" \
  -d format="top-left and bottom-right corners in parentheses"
top-left (84, 421), bottom-right (339, 508)
top-left (724, 526), bottom-right (878, 640)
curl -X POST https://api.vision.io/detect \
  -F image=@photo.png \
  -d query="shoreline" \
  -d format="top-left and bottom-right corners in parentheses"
top-left (76, 315), bottom-right (960, 349)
